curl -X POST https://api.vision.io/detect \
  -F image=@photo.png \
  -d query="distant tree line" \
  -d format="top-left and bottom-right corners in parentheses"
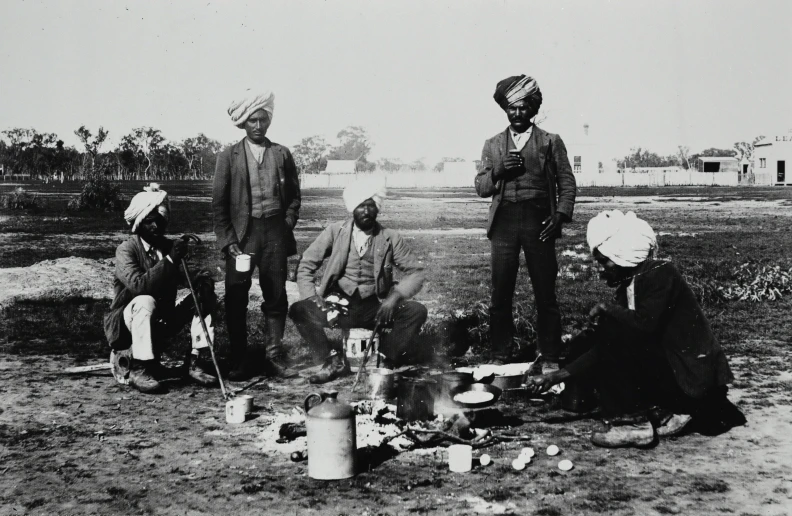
top-left (4, 122), bottom-right (761, 181)
top-left (0, 126), bottom-right (223, 181)
top-left (616, 137), bottom-right (764, 171)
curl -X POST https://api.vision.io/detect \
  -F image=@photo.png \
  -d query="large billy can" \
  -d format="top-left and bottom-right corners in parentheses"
top-left (304, 391), bottom-right (356, 480)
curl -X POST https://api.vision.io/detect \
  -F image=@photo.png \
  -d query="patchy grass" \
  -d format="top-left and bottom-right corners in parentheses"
top-left (1, 183), bottom-right (792, 515)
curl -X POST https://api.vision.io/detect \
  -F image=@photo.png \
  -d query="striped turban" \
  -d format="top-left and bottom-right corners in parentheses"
top-left (587, 210), bottom-right (657, 268)
top-left (228, 89), bottom-right (275, 128)
top-left (124, 183), bottom-right (170, 233)
top-left (493, 75), bottom-right (543, 111)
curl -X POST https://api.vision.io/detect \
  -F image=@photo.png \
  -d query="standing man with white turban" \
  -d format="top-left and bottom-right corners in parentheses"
top-left (289, 177), bottom-right (428, 384)
top-left (476, 75), bottom-right (576, 371)
top-left (212, 89), bottom-right (301, 380)
top-left (527, 210), bottom-right (743, 448)
top-left (105, 184), bottom-right (218, 394)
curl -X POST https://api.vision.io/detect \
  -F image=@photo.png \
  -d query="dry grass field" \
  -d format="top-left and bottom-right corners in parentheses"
top-left (1, 182), bottom-right (791, 515)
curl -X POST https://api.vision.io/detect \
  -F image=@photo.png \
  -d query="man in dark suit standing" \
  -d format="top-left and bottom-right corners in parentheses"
top-left (212, 89), bottom-right (301, 380)
top-left (475, 75), bottom-right (576, 372)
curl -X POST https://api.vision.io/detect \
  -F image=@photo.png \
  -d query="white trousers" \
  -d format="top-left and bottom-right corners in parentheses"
top-left (123, 295), bottom-right (210, 361)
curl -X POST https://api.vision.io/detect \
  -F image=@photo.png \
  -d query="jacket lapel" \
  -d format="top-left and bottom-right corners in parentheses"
top-left (498, 129), bottom-right (510, 164)
top-left (337, 220), bottom-right (353, 273)
top-left (372, 224), bottom-right (389, 279)
top-left (233, 140), bottom-right (249, 192)
top-left (534, 126), bottom-right (549, 173)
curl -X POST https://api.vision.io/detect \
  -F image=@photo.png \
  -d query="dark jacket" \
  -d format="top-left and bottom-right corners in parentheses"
top-left (568, 260), bottom-right (734, 399)
top-left (296, 220), bottom-right (425, 301)
top-left (212, 138), bottom-right (301, 256)
top-left (475, 126), bottom-right (576, 238)
top-left (104, 236), bottom-right (181, 350)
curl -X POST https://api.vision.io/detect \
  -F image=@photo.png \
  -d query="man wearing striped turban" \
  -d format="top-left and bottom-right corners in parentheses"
top-left (212, 88), bottom-right (301, 380)
top-left (526, 210), bottom-right (743, 448)
top-left (475, 75), bottom-right (576, 372)
top-left (104, 184), bottom-right (218, 393)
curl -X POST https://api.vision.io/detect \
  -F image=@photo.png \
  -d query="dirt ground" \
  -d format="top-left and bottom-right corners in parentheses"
top-left (1, 184), bottom-right (791, 515)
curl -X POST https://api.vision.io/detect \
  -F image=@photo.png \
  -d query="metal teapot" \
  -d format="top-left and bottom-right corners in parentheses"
top-left (304, 391), bottom-right (356, 479)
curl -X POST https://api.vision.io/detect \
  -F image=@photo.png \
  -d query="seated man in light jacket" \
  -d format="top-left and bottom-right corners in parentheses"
top-left (289, 177), bottom-right (428, 384)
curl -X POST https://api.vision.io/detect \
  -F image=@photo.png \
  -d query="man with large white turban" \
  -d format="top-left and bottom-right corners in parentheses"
top-left (527, 210), bottom-right (743, 448)
top-left (105, 184), bottom-right (218, 393)
top-left (212, 88), bottom-right (301, 380)
top-left (289, 177), bottom-right (428, 384)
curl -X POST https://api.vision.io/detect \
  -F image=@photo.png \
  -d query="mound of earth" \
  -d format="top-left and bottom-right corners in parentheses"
top-left (0, 256), bottom-right (299, 310)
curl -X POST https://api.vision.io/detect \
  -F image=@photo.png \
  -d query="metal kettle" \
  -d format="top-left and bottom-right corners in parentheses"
top-left (304, 391), bottom-right (357, 480)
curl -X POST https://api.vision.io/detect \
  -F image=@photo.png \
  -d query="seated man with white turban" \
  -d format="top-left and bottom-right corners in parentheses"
top-left (212, 88), bottom-right (301, 380)
top-left (289, 177), bottom-right (428, 384)
top-left (105, 184), bottom-right (218, 394)
top-left (527, 210), bottom-right (744, 448)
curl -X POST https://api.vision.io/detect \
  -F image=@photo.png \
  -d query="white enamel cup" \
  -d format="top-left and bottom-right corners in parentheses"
top-left (235, 254), bottom-right (251, 272)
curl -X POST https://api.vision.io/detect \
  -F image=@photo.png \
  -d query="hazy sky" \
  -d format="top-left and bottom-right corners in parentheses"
top-left (1, 0), bottom-right (790, 163)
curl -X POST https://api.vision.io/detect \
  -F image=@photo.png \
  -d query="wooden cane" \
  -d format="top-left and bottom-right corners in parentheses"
top-left (181, 257), bottom-right (230, 400)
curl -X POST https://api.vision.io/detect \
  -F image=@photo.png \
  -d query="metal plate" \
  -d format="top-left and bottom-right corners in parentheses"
top-left (449, 383), bottom-right (502, 409)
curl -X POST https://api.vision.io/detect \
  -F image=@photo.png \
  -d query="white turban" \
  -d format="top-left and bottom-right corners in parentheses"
top-left (228, 89), bottom-right (275, 128)
top-left (586, 210), bottom-right (656, 267)
top-left (124, 183), bottom-right (170, 233)
top-left (343, 175), bottom-right (386, 212)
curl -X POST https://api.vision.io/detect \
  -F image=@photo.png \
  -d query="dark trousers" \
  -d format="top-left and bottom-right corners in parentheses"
top-left (151, 281), bottom-right (216, 353)
top-left (567, 320), bottom-right (720, 419)
top-left (224, 216), bottom-right (289, 358)
top-left (490, 200), bottom-right (561, 360)
top-left (289, 292), bottom-right (428, 366)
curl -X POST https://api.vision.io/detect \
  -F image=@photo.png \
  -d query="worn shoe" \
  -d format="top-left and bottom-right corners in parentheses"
top-left (228, 360), bottom-right (261, 382)
top-left (264, 355), bottom-right (298, 379)
top-left (591, 421), bottom-right (655, 448)
top-left (148, 361), bottom-right (185, 382)
top-left (129, 360), bottom-right (165, 394)
top-left (656, 414), bottom-right (693, 437)
top-left (189, 350), bottom-right (219, 386)
top-left (309, 351), bottom-right (352, 384)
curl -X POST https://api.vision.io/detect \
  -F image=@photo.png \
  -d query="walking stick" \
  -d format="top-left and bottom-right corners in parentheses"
top-left (179, 235), bottom-right (231, 400)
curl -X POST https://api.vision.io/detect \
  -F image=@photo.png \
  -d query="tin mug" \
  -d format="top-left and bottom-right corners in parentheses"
top-left (235, 254), bottom-right (251, 272)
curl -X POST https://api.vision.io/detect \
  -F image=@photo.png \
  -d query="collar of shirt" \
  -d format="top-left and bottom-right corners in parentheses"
top-left (245, 138), bottom-right (266, 164)
top-left (626, 278), bottom-right (636, 311)
top-left (351, 224), bottom-right (372, 257)
top-left (141, 238), bottom-right (163, 262)
top-left (509, 125), bottom-right (533, 152)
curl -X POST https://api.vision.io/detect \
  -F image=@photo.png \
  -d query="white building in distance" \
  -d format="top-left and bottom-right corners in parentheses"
top-left (754, 131), bottom-right (791, 186)
top-left (563, 123), bottom-right (613, 176)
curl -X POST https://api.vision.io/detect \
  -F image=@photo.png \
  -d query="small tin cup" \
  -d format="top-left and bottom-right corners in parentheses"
top-left (225, 397), bottom-right (247, 424)
top-left (448, 444), bottom-right (472, 473)
top-left (235, 254), bottom-right (251, 272)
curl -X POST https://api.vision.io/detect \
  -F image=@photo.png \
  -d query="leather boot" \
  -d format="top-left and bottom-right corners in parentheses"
top-left (228, 349), bottom-right (263, 382)
top-left (189, 349), bottom-right (219, 386)
top-left (591, 421), bottom-right (655, 448)
top-left (129, 360), bottom-right (165, 394)
top-left (264, 314), bottom-right (297, 379)
top-left (309, 350), bottom-right (352, 384)
top-left (656, 414), bottom-right (693, 437)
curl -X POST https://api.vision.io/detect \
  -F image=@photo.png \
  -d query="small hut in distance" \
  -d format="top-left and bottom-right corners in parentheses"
top-left (323, 160), bottom-right (360, 175)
